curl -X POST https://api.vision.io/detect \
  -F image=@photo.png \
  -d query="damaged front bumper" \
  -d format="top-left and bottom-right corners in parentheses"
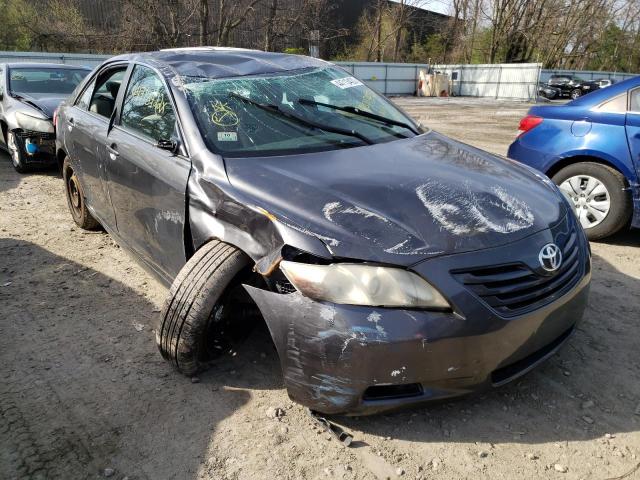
top-left (13, 129), bottom-right (56, 164)
top-left (246, 220), bottom-right (591, 415)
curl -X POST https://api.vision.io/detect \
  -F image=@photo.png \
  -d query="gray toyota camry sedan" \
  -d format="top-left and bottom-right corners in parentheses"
top-left (0, 63), bottom-right (90, 172)
top-left (56, 48), bottom-right (591, 415)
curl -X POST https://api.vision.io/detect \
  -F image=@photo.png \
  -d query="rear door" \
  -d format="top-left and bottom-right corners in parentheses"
top-left (624, 87), bottom-right (640, 180)
top-left (105, 63), bottom-right (190, 280)
top-left (66, 64), bottom-right (129, 229)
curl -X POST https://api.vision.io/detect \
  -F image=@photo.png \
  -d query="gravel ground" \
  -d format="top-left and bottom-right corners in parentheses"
top-left (1, 97), bottom-right (639, 480)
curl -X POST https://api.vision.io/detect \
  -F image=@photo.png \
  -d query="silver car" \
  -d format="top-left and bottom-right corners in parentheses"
top-left (0, 63), bottom-right (90, 173)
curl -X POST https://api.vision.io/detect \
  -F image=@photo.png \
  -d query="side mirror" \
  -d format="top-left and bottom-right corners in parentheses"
top-left (156, 138), bottom-right (179, 154)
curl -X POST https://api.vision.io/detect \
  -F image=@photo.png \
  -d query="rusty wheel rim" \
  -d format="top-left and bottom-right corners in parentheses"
top-left (68, 174), bottom-right (81, 210)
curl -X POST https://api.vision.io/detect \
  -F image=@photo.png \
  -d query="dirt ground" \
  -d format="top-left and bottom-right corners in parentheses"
top-left (1, 98), bottom-right (640, 480)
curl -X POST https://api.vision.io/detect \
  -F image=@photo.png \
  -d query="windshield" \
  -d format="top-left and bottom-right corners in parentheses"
top-left (8, 67), bottom-right (90, 96)
top-left (183, 66), bottom-right (419, 157)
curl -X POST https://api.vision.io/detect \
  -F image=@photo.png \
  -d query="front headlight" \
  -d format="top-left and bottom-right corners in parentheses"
top-left (15, 112), bottom-right (54, 133)
top-left (280, 261), bottom-right (450, 309)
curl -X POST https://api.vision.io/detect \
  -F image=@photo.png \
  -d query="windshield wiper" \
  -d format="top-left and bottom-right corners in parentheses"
top-left (298, 99), bottom-right (421, 135)
top-left (228, 93), bottom-right (374, 145)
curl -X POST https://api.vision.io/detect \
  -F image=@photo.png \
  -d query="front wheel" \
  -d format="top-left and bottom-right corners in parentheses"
top-left (7, 132), bottom-right (29, 173)
top-left (570, 89), bottom-right (582, 100)
top-left (156, 240), bottom-right (252, 376)
top-left (552, 162), bottom-right (631, 240)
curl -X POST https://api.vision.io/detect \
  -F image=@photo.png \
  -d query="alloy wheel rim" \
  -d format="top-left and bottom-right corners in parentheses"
top-left (559, 174), bottom-right (610, 229)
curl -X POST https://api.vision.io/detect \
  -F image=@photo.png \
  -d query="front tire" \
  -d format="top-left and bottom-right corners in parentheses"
top-left (570, 89), bottom-right (582, 99)
top-left (157, 240), bottom-right (252, 376)
top-left (552, 162), bottom-right (631, 240)
top-left (7, 132), bottom-right (29, 173)
top-left (63, 158), bottom-right (100, 230)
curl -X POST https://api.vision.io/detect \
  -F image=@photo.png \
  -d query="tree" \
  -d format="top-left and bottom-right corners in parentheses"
top-left (215, 0), bottom-right (264, 46)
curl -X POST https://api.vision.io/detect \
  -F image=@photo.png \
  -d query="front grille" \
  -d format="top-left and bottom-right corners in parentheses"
top-left (491, 325), bottom-right (574, 385)
top-left (363, 383), bottom-right (423, 401)
top-left (15, 129), bottom-right (55, 141)
top-left (452, 229), bottom-right (582, 316)
top-left (275, 279), bottom-right (297, 294)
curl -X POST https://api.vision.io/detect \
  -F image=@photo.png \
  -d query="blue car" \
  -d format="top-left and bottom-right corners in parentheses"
top-left (508, 76), bottom-right (640, 239)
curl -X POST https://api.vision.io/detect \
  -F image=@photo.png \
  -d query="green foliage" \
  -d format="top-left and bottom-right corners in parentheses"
top-left (283, 47), bottom-right (307, 55)
top-left (0, 0), bottom-right (35, 50)
top-left (405, 34), bottom-right (446, 63)
top-left (336, 8), bottom-right (403, 62)
top-left (584, 22), bottom-right (637, 72)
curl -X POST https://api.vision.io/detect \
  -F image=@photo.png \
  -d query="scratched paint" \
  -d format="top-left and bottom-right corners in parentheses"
top-left (323, 201), bottom-right (390, 224)
top-left (366, 311), bottom-right (387, 338)
top-left (416, 180), bottom-right (535, 235)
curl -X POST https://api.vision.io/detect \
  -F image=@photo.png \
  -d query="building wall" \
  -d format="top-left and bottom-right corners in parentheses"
top-left (69, 0), bottom-right (448, 57)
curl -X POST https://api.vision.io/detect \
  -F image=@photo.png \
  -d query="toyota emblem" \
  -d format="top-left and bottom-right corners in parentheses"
top-left (539, 243), bottom-right (562, 272)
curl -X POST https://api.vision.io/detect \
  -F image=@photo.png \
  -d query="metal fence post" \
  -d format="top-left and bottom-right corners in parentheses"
top-left (384, 64), bottom-right (388, 95)
top-left (534, 63), bottom-right (542, 103)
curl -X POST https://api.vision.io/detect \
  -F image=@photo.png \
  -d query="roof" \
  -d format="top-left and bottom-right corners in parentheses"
top-left (107, 47), bottom-right (329, 79)
top-left (569, 74), bottom-right (640, 106)
top-left (1, 62), bottom-right (91, 70)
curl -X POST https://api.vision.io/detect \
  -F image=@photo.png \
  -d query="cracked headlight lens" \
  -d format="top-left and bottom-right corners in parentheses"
top-left (280, 261), bottom-right (450, 309)
top-left (16, 112), bottom-right (54, 133)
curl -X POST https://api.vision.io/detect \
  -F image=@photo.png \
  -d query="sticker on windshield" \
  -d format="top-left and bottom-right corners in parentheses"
top-left (331, 77), bottom-right (363, 89)
top-left (217, 132), bottom-right (238, 142)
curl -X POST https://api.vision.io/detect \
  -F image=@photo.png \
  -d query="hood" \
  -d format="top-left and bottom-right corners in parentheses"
top-left (16, 93), bottom-right (66, 119)
top-left (226, 132), bottom-right (566, 265)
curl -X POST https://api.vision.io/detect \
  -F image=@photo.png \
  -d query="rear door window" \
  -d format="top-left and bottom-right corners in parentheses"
top-left (595, 93), bottom-right (628, 113)
top-left (88, 68), bottom-right (126, 118)
top-left (629, 89), bottom-right (640, 113)
top-left (119, 65), bottom-right (176, 142)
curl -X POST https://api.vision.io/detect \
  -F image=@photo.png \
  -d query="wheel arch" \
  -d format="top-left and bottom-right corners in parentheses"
top-left (56, 147), bottom-right (68, 173)
top-left (545, 154), bottom-right (632, 187)
top-left (0, 120), bottom-right (7, 145)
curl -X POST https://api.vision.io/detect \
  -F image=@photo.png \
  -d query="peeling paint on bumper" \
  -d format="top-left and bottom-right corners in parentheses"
top-left (245, 221), bottom-right (591, 415)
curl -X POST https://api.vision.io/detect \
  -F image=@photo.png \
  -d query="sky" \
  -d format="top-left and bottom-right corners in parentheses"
top-left (390, 0), bottom-right (453, 15)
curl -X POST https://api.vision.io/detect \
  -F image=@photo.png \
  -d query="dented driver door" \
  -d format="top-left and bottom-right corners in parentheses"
top-left (104, 64), bottom-right (190, 282)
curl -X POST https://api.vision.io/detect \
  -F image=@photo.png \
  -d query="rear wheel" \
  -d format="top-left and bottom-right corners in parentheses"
top-left (156, 240), bottom-right (254, 376)
top-left (7, 132), bottom-right (29, 173)
top-left (552, 162), bottom-right (631, 240)
top-left (63, 158), bottom-right (100, 230)
top-left (570, 89), bottom-right (582, 99)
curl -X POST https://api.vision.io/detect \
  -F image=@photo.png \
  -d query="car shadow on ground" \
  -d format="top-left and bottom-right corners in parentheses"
top-left (0, 238), bottom-right (281, 480)
top-left (599, 228), bottom-right (640, 247)
top-left (337, 251), bottom-right (640, 447)
top-left (2, 237), bottom-right (639, 477)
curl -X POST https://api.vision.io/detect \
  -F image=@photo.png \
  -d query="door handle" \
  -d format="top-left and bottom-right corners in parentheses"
top-left (106, 144), bottom-right (119, 160)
